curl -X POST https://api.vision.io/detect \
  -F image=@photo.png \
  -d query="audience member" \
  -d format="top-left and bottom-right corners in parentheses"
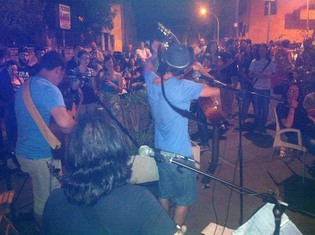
top-left (73, 50), bottom-right (99, 118)
top-left (66, 45), bottom-right (84, 71)
top-left (123, 43), bottom-right (135, 68)
top-left (0, 47), bottom-right (11, 72)
top-left (123, 58), bottom-right (144, 91)
top-left (303, 86), bottom-right (315, 123)
top-left (249, 43), bottom-right (276, 133)
top-left (41, 116), bottom-right (184, 235)
top-left (217, 38), bottom-right (239, 119)
top-left (0, 60), bottom-right (23, 169)
top-left (89, 42), bottom-right (104, 72)
top-left (194, 37), bottom-right (207, 63)
top-left (204, 40), bottom-right (220, 77)
top-left (98, 55), bottom-right (125, 121)
top-left (99, 55), bottom-right (125, 94)
top-left (238, 43), bottom-right (258, 127)
top-left (135, 41), bottom-right (152, 66)
top-left (277, 83), bottom-right (315, 156)
top-left (296, 37), bottom-right (314, 68)
top-left (17, 46), bottom-right (32, 80)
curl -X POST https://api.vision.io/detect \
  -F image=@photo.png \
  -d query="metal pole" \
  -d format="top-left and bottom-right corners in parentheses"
top-left (212, 13), bottom-right (220, 46)
top-left (307, 0), bottom-right (310, 36)
top-left (63, 30), bottom-right (66, 48)
top-left (266, 1), bottom-right (271, 43)
top-left (235, 0), bottom-right (240, 38)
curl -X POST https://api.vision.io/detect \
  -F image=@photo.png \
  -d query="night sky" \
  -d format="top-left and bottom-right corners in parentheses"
top-left (130, 0), bottom-right (191, 41)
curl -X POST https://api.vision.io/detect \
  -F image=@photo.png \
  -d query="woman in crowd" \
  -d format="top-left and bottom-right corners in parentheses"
top-left (0, 60), bottom-right (23, 169)
top-left (99, 55), bottom-right (125, 94)
top-left (249, 43), bottom-right (276, 133)
top-left (98, 55), bottom-right (126, 120)
top-left (41, 116), bottom-right (185, 235)
top-left (73, 50), bottom-right (98, 118)
top-left (277, 83), bottom-right (315, 156)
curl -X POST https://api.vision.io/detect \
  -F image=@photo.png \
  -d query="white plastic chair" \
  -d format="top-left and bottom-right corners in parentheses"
top-left (268, 108), bottom-right (307, 183)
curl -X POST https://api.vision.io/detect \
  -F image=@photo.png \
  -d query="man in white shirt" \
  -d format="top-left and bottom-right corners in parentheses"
top-left (136, 41), bottom-right (152, 66)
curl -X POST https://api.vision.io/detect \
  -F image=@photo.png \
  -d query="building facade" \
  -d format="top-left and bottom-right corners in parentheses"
top-left (238, 0), bottom-right (315, 43)
top-left (104, 1), bottom-right (135, 52)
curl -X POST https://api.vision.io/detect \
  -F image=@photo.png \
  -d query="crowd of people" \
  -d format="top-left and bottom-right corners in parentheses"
top-left (0, 35), bottom-right (315, 234)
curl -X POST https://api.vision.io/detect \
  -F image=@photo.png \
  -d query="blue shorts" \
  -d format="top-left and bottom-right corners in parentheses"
top-left (157, 160), bottom-right (197, 206)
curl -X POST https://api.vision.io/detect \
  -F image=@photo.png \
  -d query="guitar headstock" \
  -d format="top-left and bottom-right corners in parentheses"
top-left (157, 22), bottom-right (180, 44)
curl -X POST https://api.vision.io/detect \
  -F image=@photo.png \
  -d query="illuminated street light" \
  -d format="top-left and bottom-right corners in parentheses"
top-left (200, 8), bottom-right (207, 15)
top-left (200, 7), bottom-right (220, 46)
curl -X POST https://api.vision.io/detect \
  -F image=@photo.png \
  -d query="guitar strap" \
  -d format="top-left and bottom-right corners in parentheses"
top-left (160, 76), bottom-right (209, 127)
top-left (22, 78), bottom-right (61, 149)
top-left (251, 59), bottom-right (272, 88)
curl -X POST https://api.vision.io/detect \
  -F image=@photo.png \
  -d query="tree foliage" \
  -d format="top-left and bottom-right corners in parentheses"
top-left (43, 0), bottom-right (117, 45)
top-left (0, 0), bottom-right (118, 46)
top-left (0, 0), bottom-right (45, 46)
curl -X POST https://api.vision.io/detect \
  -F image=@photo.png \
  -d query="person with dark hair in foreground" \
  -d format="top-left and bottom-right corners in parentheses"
top-left (41, 116), bottom-right (186, 235)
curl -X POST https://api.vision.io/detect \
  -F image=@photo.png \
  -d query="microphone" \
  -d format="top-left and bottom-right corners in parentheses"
top-left (192, 71), bottom-right (227, 87)
top-left (138, 145), bottom-right (165, 162)
top-left (138, 145), bottom-right (196, 164)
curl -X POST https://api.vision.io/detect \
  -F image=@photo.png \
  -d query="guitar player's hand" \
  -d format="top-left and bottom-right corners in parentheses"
top-left (192, 61), bottom-right (214, 79)
top-left (51, 106), bottom-right (76, 134)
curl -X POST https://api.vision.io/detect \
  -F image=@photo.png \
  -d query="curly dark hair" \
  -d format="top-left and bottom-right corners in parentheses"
top-left (63, 115), bottom-right (132, 206)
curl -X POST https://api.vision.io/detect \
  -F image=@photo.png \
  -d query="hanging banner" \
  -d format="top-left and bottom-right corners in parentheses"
top-left (59, 4), bottom-right (71, 30)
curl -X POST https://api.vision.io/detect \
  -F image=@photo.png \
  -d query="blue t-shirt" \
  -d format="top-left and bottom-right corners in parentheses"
top-left (144, 71), bottom-right (203, 157)
top-left (15, 76), bottom-right (65, 159)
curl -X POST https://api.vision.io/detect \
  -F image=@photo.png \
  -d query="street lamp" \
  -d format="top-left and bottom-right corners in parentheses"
top-left (200, 7), bottom-right (220, 46)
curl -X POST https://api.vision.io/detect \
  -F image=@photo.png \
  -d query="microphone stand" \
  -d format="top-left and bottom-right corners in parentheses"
top-left (206, 80), bottom-right (284, 225)
top-left (166, 155), bottom-right (315, 235)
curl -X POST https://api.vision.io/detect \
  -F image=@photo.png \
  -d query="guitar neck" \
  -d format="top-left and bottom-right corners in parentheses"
top-left (157, 22), bottom-right (180, 44)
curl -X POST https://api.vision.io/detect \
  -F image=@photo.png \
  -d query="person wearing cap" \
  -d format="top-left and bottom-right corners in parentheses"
top-left (144, 41), bottom-right (219, 228)
top-left (17, 46), bottom-right (32, 80)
